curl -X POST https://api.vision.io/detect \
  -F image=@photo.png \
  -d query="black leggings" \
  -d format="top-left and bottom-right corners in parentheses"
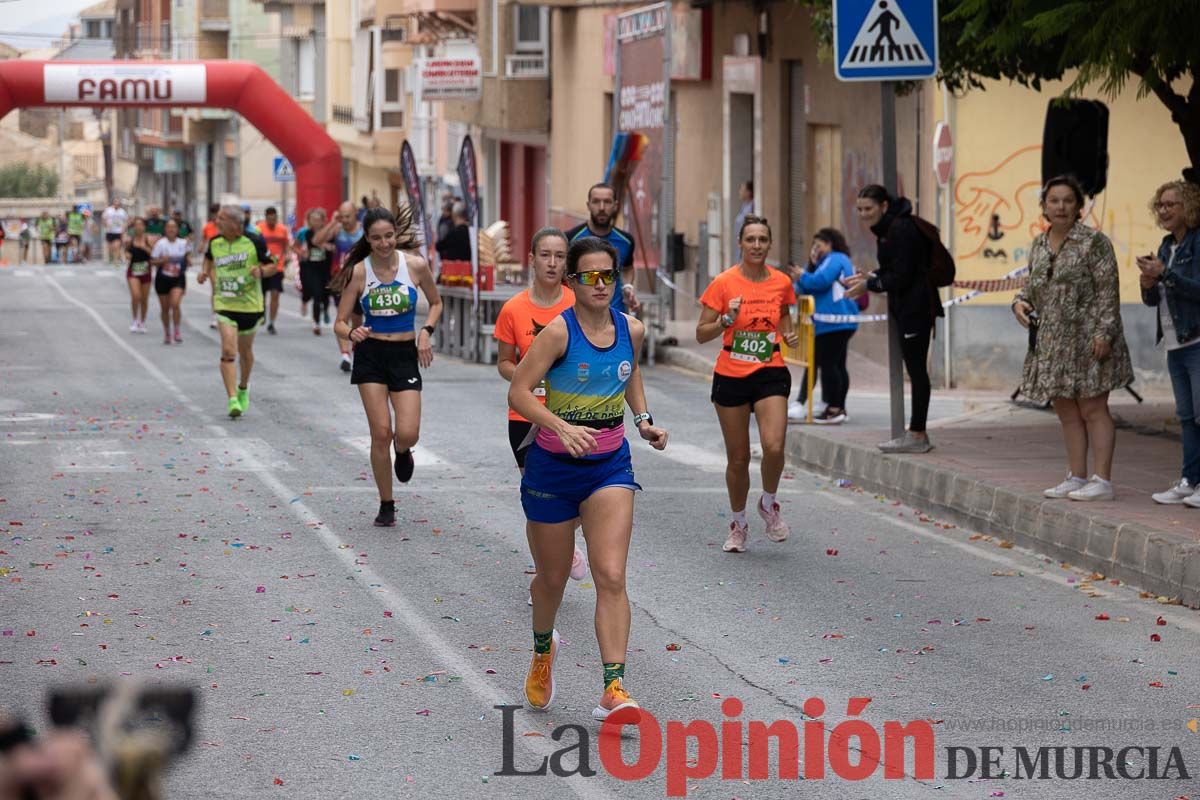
top-left (300, 262), bottom-right (332, 325)
top-left (900, 326), bottom-right (932, 433)
top-left (813, 329), bottom-right (854, 409)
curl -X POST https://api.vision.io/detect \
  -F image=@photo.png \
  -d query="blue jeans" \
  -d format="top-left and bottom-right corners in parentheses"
top-left (1167, 341), bottom-right (1200, 484)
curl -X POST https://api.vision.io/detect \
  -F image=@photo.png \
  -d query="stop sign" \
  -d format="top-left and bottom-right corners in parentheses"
top-left (933, 122), bottom-right (953, 188)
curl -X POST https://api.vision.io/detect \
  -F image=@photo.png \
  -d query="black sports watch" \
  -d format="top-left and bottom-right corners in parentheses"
top-left (421, 325), bottom-right (436, 336)
top-left (633, 412), bottom-right (653, 427)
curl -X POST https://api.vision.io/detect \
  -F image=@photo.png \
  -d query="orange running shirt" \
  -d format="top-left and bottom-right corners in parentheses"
top-left (202, 221), bottom-right (219, 246)
top-left (256, 221), bottom-right (291, 260)
top-left (494, 286), bottom-right (576, 422)
top-left (699, 265), bottom-right (798, 378)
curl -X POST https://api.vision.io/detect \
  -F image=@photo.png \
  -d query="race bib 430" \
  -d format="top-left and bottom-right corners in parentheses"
top-left (367, 285), bottom-right (410, 316)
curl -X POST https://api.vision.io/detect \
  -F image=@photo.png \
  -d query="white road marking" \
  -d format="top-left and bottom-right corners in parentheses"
top-left (0, 412), bottom-right (59, 424)
top-left (341, 436), bottom-right (456, 469)
top-left (14, 269), bottom-right (35, 277)
top-left (43, 274), bottom-right (207, 419)
top-left (53, 439), bottom-right (130, 471)
top-left (304, 483), bottom-right (807, 496)
top-left (45, 274), bottom-right (612, 800)
top-left (641, 441), bottom-right (729, 472)
top-left (191, 437), bottom-right (295, 472)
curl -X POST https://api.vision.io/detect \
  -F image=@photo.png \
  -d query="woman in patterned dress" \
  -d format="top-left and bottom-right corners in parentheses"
top-left (1011, 175), bottom-right (1133, 501)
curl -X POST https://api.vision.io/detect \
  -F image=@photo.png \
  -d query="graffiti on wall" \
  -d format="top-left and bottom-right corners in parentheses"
top-left (953, 145), bottom-right (1044, 267)
top-left (952, 143), bottom-right (1112, 271)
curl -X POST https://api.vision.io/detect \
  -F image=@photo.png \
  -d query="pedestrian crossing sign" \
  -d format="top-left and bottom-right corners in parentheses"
top-left (272, 156), bottom-right (295, 183)
top-left (834, 0), bottom-right (938, 81)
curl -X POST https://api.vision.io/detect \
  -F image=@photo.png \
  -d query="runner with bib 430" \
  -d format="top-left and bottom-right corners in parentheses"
top-left (697, 215), bottom-right (799, 553)
top-left (334, 205), bottom-right (443, 528)
top-left (198, 204), bottom-right (277, 418)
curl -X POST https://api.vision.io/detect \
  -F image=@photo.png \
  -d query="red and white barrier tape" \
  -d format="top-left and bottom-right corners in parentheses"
top-left (807, 264), bottom-right (1033, 324)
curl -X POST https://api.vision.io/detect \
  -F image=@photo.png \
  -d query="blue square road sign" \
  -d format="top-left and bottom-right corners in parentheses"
top-left (834, 0), bottom-right (938, 81)
top-left (273, 156), bottom-right (295, 183)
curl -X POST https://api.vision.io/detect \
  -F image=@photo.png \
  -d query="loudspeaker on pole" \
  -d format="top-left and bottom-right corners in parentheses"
top-left (1041, 99), bottom-right (1109, 196)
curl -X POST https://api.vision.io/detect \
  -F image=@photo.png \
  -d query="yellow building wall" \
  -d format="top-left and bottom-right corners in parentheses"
top-left (549, 6), bottom-right (616, 225)
top-left (353, 162), bottom-right (393, 208)
top-left (943, 77), bottom-right (1189, 305)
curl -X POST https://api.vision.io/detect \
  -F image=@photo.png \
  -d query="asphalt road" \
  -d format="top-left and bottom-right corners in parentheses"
top-left (2, 262), bottom-right (1198, 800)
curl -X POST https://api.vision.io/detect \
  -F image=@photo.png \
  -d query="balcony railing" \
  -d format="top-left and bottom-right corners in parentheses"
top-left (135, 21), bottom-right (171, 52)
top-left (505, 53), bottom-right (547, 78)
top-left (332, 104), bottom-right (354, 125)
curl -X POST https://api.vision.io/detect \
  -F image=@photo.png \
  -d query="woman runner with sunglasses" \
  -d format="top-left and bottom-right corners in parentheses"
top-left (697, 215), bottom-right (800, 553)
top-left (494, 227), bottom-right (589, 604)
top-left (510, 237), bottom-right (668, 720)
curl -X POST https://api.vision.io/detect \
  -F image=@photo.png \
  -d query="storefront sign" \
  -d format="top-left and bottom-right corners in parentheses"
top-left (414, 53), bottom-right (482, 103)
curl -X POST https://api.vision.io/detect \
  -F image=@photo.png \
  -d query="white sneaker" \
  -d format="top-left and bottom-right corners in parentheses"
top-left (1044, 475), bottom-right (1087, 499)
top-left (129, 320), bottom-right (139, 333)
top-left (1184, 490), bottom-right (1200, 509)
top-left (1067, 475), bottom-right (1114, 502)
top-left (1152, 478), bottom-right (1194, 505)
top-left (136, 320), bottom-right (146, 333)
top-left (722, 520), bottom-right (749, 553)
top-left (787, 401), bottom-right (807, 422)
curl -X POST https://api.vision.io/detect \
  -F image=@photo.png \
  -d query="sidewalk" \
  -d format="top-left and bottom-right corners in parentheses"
top-left (656, 333), bottom-right (1200, 606)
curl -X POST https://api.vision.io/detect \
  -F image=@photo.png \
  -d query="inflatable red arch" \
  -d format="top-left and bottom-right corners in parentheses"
top-left (0, 60), bottom-right (342, 218)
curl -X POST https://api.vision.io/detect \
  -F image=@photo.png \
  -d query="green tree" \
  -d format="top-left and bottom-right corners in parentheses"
top-left (806, 0), bottom-right (1200, 182)
top-left (0, 163), bottom-right (60, 198)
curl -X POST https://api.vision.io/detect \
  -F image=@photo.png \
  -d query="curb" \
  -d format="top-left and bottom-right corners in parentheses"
top-left (656, 343), bottom-right (715, 377)
top-left (786, 428), bottom-right (1200, 607)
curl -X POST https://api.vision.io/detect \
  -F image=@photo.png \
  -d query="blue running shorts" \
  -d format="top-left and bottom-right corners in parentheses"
top-left (520, 438), bottom-right (642, 524)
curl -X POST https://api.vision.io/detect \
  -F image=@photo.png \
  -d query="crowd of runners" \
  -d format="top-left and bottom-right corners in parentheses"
top-left (38, 182), bottom-right (805, 723)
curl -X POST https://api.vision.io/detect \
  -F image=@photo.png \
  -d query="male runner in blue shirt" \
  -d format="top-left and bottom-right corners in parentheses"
top-left (565, 183), bottom-right (640, 314)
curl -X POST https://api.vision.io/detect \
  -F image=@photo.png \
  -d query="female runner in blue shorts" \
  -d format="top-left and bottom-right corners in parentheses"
top-left (509, 237), bottom-right (668, 720)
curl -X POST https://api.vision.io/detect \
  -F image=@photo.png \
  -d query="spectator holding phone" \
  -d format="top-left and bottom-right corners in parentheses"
top-left (1140, 180), bottom-right (1200, 507)
top-left (787, 228), bottom-right (859, 424)
top-left (1011, 175), bottom-right (1133, 501)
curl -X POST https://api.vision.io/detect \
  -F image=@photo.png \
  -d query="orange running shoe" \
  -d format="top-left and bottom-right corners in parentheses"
top-left (592, 678), bottom-right (640, 721)
top-left (524, 629), bottom-right (559, 711)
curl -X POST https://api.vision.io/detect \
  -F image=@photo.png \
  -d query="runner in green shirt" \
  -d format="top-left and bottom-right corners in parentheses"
top-left (198, 205), bottom-right (277, 418)
top-left (36, 212), bottom-right (55, 264)
top-left (66, 208), bottom-right (84, 263)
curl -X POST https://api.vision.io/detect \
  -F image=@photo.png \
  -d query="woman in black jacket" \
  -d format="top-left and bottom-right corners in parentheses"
top-left (846, 184), bottom-right (943, 453)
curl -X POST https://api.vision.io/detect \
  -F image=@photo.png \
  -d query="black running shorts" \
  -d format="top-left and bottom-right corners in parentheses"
top-left (350, 338), bottom-right (422, 393)
top-left (508, 420), bottom-right (535, 468)
top-left (710, 367), bottom-right (792, 408)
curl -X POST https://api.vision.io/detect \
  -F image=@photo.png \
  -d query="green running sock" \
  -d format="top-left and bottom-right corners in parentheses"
top-left (533, 630), bottom-right (553, 655)
top-left (603, 662), bottom-right (625, 688)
